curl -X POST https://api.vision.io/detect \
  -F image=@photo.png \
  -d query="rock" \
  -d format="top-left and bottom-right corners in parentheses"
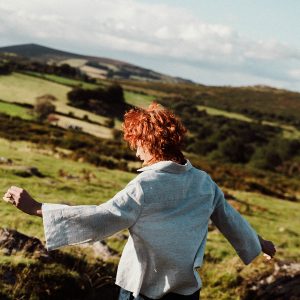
top-left (79, 240), bottom-right (120, 261)
top-left (243, 261), bottom-right (300, 300)
top-left (0, 157), bottom-right (13, 164)
top-left (0, 227), bottom-right (50, 260)
top-left (0, 228), bottom-right (120, 298)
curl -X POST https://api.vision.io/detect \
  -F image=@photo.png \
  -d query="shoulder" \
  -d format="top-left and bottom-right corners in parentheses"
top-left (190, 165), bottom-right (213, 182)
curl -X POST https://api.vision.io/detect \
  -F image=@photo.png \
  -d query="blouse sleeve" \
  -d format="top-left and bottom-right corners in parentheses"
top-left (42, 182), bottom-right (143, 251)
top-left (210, 182), bottom-right (262, 264)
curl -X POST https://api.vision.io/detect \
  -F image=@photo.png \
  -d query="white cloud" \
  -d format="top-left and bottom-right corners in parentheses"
top-left (0, 0), bottom-right (300, 90)
top-left (288, 69), bottom-right (300, 79)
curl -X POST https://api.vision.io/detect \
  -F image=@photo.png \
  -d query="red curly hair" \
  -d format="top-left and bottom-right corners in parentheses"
top-left (122, 102), bottom-right (187, 164)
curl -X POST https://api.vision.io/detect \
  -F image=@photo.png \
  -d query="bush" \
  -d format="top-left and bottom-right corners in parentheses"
top-left (105, 118), bottom-right (115, 128)
top-left (33, 99), bottom-right (56, 122)
top-left (250, 147), bottom-right (282, 171)
top-left (219, 137), bottom-right (254, 163)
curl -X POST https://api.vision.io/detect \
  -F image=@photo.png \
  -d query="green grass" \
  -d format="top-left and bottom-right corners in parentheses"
top-left (0, 72), bottom-right (159, 135)
top-left (206, 190), bottom-right (300, 261)
top-left (0, 72), bottom-right (71, 105)
top-left (24, 71), bottom-right (156, 108)
top-left (0, 98), bottom-right (111, 139)
top-left (197, 105), bottom-right (253, 122)
top-left (0, 138), bottom-right (135, 239)
top-left (124, 91), bottom-right (156, 108)
top-left (24, 71), bottom-right (101, 89)
top-left (198, 104), bottom-right (300, 140)
top-left (0, 135), bottom-right (299, 299)
top-left (0, 101), bottom-right (33, 120)
top-left (200, 189), bottom-right (300, 299)
top-left (262, 120), bottom-right (300, 140)
top-left (0, 72), bottom-right (109, 125)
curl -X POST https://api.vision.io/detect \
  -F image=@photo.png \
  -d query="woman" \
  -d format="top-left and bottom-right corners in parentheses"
top-left (3, 103), bottom-right (275, 300)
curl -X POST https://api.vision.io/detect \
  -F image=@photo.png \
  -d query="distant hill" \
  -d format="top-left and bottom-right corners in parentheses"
top-left (0, 43), bottom-right (193, 84)
top-left (1, 43), bottom-right (300, 125)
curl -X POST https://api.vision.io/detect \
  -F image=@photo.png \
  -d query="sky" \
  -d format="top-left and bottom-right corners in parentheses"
top-left (1, 0), bottom-right (300, 91)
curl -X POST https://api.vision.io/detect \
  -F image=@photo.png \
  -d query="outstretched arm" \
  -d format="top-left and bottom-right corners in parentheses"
top-left (3, 183), bottom-right (143, 251)
top-left (210, 182), bottom-right (271, 265)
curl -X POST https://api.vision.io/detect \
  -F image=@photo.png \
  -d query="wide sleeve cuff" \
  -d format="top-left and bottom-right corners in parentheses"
top-left (42, 203), bottom-right (70, 251)
top-left (238, 232), bottom-right (262, 265)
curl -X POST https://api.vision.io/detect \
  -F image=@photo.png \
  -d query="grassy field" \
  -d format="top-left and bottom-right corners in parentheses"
top-left (0, 101), bottom-right (33, 120)
top-left (0, 72), bottom-right (109, 125)
top-left (124, 91), bottom-right (155, 108)
top-left (24, 71), bottom-right (157, 108)
top-left (0, 72), bottom-right (157, 135)
top-left (58, 58), bottom-right (88, 68)
top-left (0, 72), bottom-right (71, 105)
top-left (0, 137), bottom-right (299, 299)
top-left (198, 105), bottom-right (300, 140)
top-left (0, 98), bottom-right (112, 139)
top-left (0, 137), bottom-right (134, 239)
top-left (54, 114), bottom-right (113, 139)
top-left (197, 105), bottom-right (253, 122)
top-left (23, 71), bottom-right (102, 89)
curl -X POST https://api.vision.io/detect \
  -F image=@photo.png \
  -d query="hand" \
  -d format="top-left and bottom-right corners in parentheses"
top-left (3, 186), bottom-right (42, 217)
top-left (258, 235), bottom-right (276, 261)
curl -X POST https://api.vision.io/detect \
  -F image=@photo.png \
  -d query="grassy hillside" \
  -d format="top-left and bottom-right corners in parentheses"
top-left (23, 71), bottom-right (156, 107)
top-left (0, 100), bottom-right (33, 120)
top-left (0, 137), bottom-right (299, 299)
top-left (0, 43), bottom-right (191, 83)
top-left (116, 80), bottom-right (300, 125)
top-left (0, 72), bottom-right (71, 104)
top-left (2, 72), bottom-right (299, 144)
top-left (1, 45), bottom-right (300, 299)
top-left (0, 72), bottom-right (108, 125)
top-left (197, 105), bottom-right (300, 140)
top-left (0, 138), bottom-right (134, 239)
top-left (0, 72), bottom-right (157, 139)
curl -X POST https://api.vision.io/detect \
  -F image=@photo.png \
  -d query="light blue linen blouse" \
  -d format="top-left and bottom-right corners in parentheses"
top-left (42, 160), bottom-right (262, 299)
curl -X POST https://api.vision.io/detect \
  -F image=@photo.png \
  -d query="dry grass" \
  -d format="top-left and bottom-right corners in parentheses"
top-left (54, 114), bottom-right (113, 139)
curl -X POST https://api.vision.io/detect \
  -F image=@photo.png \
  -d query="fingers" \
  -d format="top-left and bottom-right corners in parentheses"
top-left (263, 253), bottom-right (272, 261)
top-left (262, 241), bottom-right (276, 263)
top-left (8, 186), bottom-right (23, 193)
top-left (3, 195), bottom-right (13, 203)
top-left (2, 186), bottom-right (23, 205)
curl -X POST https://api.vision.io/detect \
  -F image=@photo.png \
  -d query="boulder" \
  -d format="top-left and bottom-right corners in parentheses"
top-left (0, 227), bottom-right (49, 260)
top-left (243, 261), bottom-right (300, 300)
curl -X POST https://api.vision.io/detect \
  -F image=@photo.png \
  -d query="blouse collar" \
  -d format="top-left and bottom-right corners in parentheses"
top-left (137, 159), bottom-right (192, 174)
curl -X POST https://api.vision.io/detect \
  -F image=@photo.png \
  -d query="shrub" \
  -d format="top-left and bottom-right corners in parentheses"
top-left (33, 99), bottom-right (56, 122)
top-left (219, 137), bottom-right (254, 163)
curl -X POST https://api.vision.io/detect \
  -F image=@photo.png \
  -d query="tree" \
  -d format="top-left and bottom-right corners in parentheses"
top-left (34, 98), bottom-right (56, 122)
top-left (107, 84), bottom-right (125, 103)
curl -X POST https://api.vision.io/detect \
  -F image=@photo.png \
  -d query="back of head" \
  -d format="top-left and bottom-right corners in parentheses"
top-left (122, 102), bottom-right (187, 164)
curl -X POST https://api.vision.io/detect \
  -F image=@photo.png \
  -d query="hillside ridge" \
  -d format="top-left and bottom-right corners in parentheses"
top-left (0, 43), bottom-right (193, 84)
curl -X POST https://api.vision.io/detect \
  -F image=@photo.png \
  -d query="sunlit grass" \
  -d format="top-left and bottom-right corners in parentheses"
top-left (0, 136), bottom-right (299, 299)
top-left (0, 101), bottom-right (33, 120)
top-left (0, 138), bottom-right (134, 240)
top-left (53, 114), bottom-right (112, 139)
top-left (197, 105), bottom-right (300, 140)
top-left (124, 91), bottom-right (155, 108)
top-left (24, 71), bottom-right (101, 89)
top-left (0, 72), bottom-right (71, 104)
top-left (0, 72), bottom-right (109, 125)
